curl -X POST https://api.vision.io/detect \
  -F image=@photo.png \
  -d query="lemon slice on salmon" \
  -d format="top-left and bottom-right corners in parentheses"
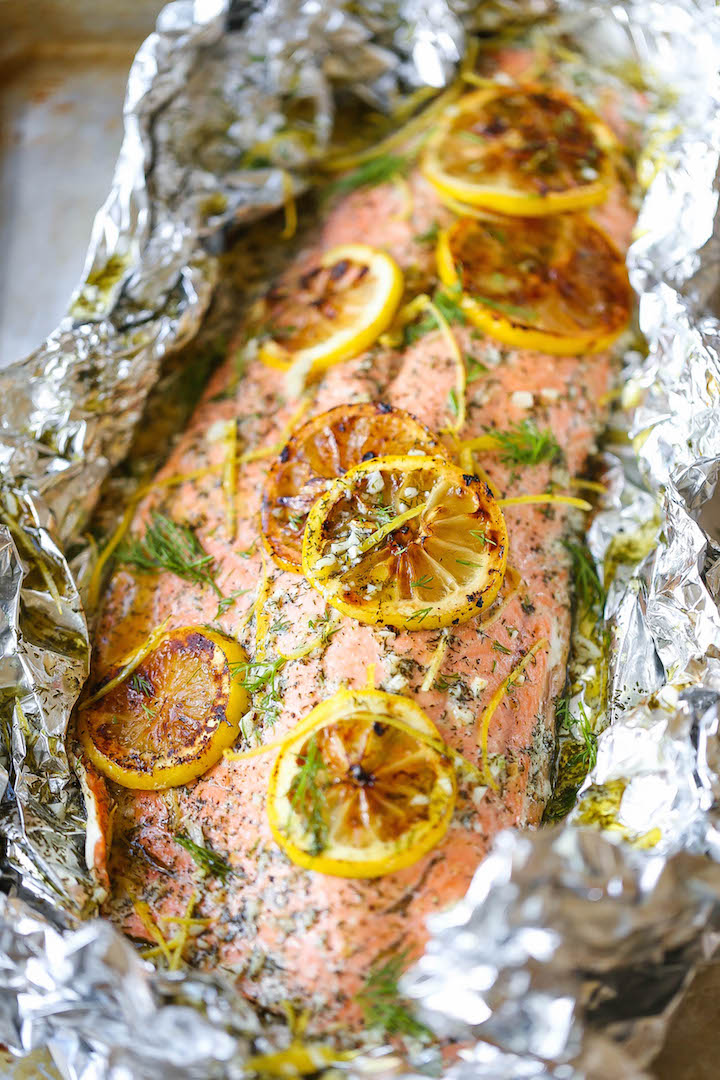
top-left (78, 627), bottom-right (249, 790)
top-left (421, 85), bottom-right (615, 215)
top-left (261, 402), bottom-right (444, 573)
top-left (257, 244), bottom-right (403, 380)
top-left (437, 214), bottom-right (632, 355)
top-left (267, 688), bottom-right (456, 877)
top-left (302, 454), bottom-right (507, 630)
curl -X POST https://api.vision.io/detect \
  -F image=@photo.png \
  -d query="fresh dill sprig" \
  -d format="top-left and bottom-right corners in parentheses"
top-left (119, 512), bottom-right (221, 596)
top-left (175, 833), bottom-right (231, 879)
top-left (331, 153), bottom-right (410, 195)
top-left (492, 640), bottom-right (512, 655)
top-left (372, 501), bottom-right (396, 525)
top-left (568, 701), bottom-right (598, 769)
top-left (289, 736), bottom-right (328, 856)
top-left (433, 285), bottom-right (467, 326)
top-left (414, 222), bottom-right (440, 246)
top-left (469, 527), bottom-right (498, 549)
top-left (562, 539), bottom-right (605, 613)
top-left (406, 607), bottom-right (433, 624)
top-left (231, 657), bottom-right (285, 727)
top-left (473, 295), bottom-right (537, 320)
top-left (129, 672), bottom-right (154, 696)
top-left (486, 420), bottom-right (561, 467)
top-left (216, 587), bottom-right (250, 618)
top-left (232, 657), bottom-right (284, 695)
top-left (466, 352), bottom-right (488, 383)
top-left (404, 285), bottom-right (466, 345)
top-left (555, 695), bottom-right (571, 729)
top-left (308, 609), bottom-right (341, 642)
top-left (409, 574), bottom-right (433, 589)
top-left (356, 950), bottom-right (432, 1039)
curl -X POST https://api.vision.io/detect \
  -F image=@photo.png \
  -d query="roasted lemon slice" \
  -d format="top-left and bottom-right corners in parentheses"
top-left (267, 688), bottom-right (456, 877)
top-left (257, 244), bottom-right (403, 380)
top-left (261, 402), bottom-right (443, 573)
top-left (421, 85), bottom-right (615, 215)
top-left (437, 214), bottom-right (631, 355)
top-left (302, 454), bottom-right (507, 630)
top-left (78, 627), bottom-right (249, 790)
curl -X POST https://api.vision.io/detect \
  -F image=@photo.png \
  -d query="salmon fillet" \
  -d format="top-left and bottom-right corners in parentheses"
top-left (85, 50), bottom-right (636, 1037)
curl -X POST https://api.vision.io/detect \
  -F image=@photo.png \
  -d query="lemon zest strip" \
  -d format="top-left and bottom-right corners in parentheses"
top-left (421, 631), bottom-right (450, 692)
top-left (477, 565), bottom-right (521, 633)
top-left (459, 445), bottom-right (474, 473)
top-left (226, 698), bottom-right (483, 782)
top-left (244, 1043), bottom-right (356, 1076)
top-left (420, 571), bottom-right (521, 694)
top-left (498, 494), bottom-right (592, 511)
top-left (253, 553), bottom-right (272, 662)
top-left (462, 72), bottom-right (497, 89)
top-left (133, 900), bottom-right (173, 965)
top-left (477, 637), bottom-right (548, 790)
top-left (570, 477), bottom-right (607, 494)
top-left (281, 170), bottom-right (298, 239)
top-left (223, 419), bottom-right (238, 541)
top-left (357, 502), bottom-right (427, 558)
top-left (87, 400), bottom-right (312, 610)
top-left (158, 914), bottom-right (211, 927)
top-left (419, 295), bottom-right (466, 435)
top-left (86, 500), bottom-right (139, 611)
top-left (391, 175), bottom-right (414, 221)
top-left (140, 940), bottom-right (181, 961)
top-left (460, 434), bottom-right (505, 453)
top-left (322, 81), bottom-right (462, 173)
top-left (79, 616), bottom-right (172, 710)
top-left (169, 890), bottom-right (199, 972)
top-left (278, 612), bottom-right (342, 664)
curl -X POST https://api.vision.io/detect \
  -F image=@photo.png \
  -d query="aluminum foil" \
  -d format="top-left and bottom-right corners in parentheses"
top-left (2, 0), bottom-right (720, 1077)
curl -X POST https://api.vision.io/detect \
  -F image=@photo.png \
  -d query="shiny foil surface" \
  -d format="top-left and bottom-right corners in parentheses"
top-left (0, 1), bottom-right (719, 1077)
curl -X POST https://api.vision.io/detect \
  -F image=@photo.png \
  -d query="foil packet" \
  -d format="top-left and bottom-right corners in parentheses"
top-left (1, 1), bottom-right (720, 1077)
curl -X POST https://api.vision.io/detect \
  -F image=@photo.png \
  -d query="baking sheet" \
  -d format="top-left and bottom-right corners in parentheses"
top-left (1, 2), bottom-right (719, 1075)
top-left (0, 4), bottom-right (156, 368)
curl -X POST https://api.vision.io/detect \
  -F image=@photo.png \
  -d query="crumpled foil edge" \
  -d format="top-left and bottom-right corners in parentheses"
top-left (1, 1), bottom-right (720, 1078)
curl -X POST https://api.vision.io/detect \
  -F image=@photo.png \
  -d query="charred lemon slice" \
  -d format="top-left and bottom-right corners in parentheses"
top-left (302, 455), bottom-right (507, 630)
top-left (78, 627), bottom-right (249, 790)
top-left (257, 244), bottom-right (403, 379)
top-left (261, 402), bottom-right (443, 573)
top-left (437, 214), bottom-right (631, 355)
top-left (422, 85), bottom-right (615, 215)
top-left (267, 688), bottom-right (455, 877)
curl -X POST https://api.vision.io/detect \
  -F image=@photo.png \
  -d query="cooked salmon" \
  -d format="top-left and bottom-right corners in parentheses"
top-left (83, 50), bottom-right (636, 1038)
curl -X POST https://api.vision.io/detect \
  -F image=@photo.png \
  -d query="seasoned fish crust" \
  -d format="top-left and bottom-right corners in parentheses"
top-left (87, 51), bottom-right (635, 1034)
